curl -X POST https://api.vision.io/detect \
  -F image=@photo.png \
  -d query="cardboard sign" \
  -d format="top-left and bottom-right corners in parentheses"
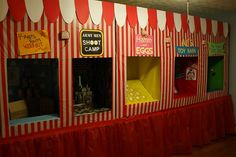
top-left (17, 30), bottom-right (50, 56)
top-left (208, 42), bottom-right (224, 56)
top-left (80, 29), bottom-right (103, 56)
top-left (176, 39), bottom-right (198, 55)
top-left (135, 34), bottom-right (153, 56)
top-left (176, 46), bottom-right (198, 55)
top-left (186, 67), bottom-right (197, 80)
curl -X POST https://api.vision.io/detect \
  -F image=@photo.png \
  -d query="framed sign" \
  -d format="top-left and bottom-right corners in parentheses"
top-left (80, 29), bottom-right (104, 57)
top-left (17, 30), bottom-right (51, 56)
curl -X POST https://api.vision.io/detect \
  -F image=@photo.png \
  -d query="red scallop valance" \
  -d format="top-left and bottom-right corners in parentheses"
top-left (43, 0), bottom-right (60, 23)
top-left (0, 0), bottom-right (229, 37)
top-left (8, 0), bottom-right (26, 21)
top-left (127, 5), bottom-right (138, 28)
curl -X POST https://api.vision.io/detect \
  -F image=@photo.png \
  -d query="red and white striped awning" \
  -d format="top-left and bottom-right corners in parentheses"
top-left (0, 0), bottom-right (229, 37)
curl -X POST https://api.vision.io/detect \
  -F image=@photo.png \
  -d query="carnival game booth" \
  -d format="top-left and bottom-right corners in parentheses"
top-left (0, 0), bottom-right (235, 157)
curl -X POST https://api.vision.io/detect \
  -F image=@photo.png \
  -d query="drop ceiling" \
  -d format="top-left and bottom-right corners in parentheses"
top-left (101, 0), bottom-right (236, 20)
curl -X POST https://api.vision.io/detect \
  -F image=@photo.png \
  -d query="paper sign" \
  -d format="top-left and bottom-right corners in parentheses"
top-left (176, 39), bottom-right (198, 55)
top-left (80, 29), bottom-right (104, 56)
top-left (17, 30), bottom-right (50, 56)
top-left (208, 42), bottom-right (224, 56)
top-left (135, 34), bottom-right (153, 56)
top-left (186, 67), bottom-right (197, 80)
top-left (176, 46), bottom-right (199, 55)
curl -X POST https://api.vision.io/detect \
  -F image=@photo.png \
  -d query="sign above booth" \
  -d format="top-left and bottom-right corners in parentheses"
top-left (80, 29), bottom-right (104, 57)
top-left (135, 34), bottom-right (154, 56)
top-left (17, 30), bottom-right (51, 56)
top-left (176, 39), bottom-right (199, 56)
top-left (208, 42), bottom-right (224, 56)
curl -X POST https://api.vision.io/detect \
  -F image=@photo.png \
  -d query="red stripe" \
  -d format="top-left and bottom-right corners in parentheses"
top-left (31, 123), bottom-right (35, 134)
top-left (43, 121), bottom-right (47, 130)
top-left (37, 122), bottom-right (41, 132)
top-left (10, 126), bottom-right (15, 137)
top-left (0, 24), bottom-right (9, 137)
top-left (24, 123), bottom-right (28, 135)
top-left (55, 119), bottom-right (58, 128)
top-left (14, 22), bottom-right (18, 58)
top-left (18, 125), bottom-right (21, 136)
top-left (206, 19), bottom-right (212, 35)
top-left (166, 12), bottom-right (174, 31)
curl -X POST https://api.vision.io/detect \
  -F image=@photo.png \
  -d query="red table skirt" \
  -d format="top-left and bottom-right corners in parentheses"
top-left (0, 95), bottom-right (235, 157)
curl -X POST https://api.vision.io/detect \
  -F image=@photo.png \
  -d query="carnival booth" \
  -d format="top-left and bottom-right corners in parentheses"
top-left (0, 0), bottom-right (235, 157)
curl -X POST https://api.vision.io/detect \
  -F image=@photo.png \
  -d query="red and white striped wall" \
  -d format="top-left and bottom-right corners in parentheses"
top-left (117, 13), bottom-right (229, 118)
top-left (0, 0), bottom-right (230, 138)
top-left (0, 12), bottom-right (116, 138)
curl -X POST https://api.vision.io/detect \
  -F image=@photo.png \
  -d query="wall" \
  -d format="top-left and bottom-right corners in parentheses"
top-left (228, 15), bottom-right (236, 124)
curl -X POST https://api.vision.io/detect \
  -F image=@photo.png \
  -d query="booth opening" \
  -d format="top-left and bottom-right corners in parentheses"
top-left (207, 56), bottom-right (224, 92)
top-left (7, 59), bottom-right (60, 123)
top-left (174, 57), bottom-right (198, 98)
top-left (72, 58), bottom-right (112, 115)
top-left (126, 57), bottom-right (161, 105)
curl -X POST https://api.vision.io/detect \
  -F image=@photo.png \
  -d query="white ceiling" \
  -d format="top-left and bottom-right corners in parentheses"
top-left (101, 0), bottom-right (236, 20)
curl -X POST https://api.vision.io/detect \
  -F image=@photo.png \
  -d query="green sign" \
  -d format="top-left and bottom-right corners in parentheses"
top-left (208, 42), bottom-right (224, 56)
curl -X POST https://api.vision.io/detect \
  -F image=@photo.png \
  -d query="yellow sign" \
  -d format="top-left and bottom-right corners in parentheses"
top-left (17, 30), bottom-right (51, 56)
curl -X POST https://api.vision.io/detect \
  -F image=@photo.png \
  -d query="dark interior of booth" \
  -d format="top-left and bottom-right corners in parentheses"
top-left (7, 59), bottom-right (60, 120)
top-left (72, 58), bottom-right (112, 115)
top-left (174, 57), bottom-right (198, 98)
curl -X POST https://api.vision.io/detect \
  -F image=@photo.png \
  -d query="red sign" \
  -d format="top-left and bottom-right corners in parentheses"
top-left (135, 34), bottom-right (154, 56)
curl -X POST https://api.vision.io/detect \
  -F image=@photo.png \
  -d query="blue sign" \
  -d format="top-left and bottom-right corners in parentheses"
top-left (176, 46), bottom-right (199, 55)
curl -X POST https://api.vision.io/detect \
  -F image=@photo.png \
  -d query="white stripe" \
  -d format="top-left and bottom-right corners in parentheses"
top-left (74, 117), bottom-right (77, 126)
top-left (3, 20), bottom-right (8, 58)
top-left (68, 21), bottom-right (72, 127)
top-left (44, 14), bottom-right (49, 58)
top-left (157, 10), bottom-right (166, 31)
top-left (118, 27), bottom-right (122, 117)
top-left (108, 111), bottom-right (112, 120)
top-left (28, 123), bottom-right (31, 134)
top-left (223, 22), bottom-right (228, 38)
top-left (59, 0), bottom-right (75, 23)
top-left (137, 7), bottom-right (148, 29)
top-left (25, 0), bottom-right (43, 22)
top-left (73, 18), bottom-right (77, 58)
top-left (212, 20), bottom-right (218, 36)
top-left (79, 116), bottom-right (83, 125)
top-left (62, 20), bottom-right (66, 127)
top-left (0, 0), bottom-right (8, 22)
top-left (114, 3), bottom-right (126, 27)
top-left (37, 17), bottom-right (42, 59)
top-left (14, 125), bottom-right (18, 136)
top-left (10, 19), bottom-right (15, 58)
top-left (108, 25), bottom-right (112, 58)
top-left (88, 0), bottom-right (102, 25)
top-left (21, 125), bottom-right (25, 135)
top-left (50, 23), bottom-right (54, 57)
top-left (112, 49), bottom-right (116, 119)
top-left (127, 24), bottom-right (131, 56)
top-left (57, 19), bottom-right (60, 58)
top-left (103, 20), bottom-right (107, 57)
